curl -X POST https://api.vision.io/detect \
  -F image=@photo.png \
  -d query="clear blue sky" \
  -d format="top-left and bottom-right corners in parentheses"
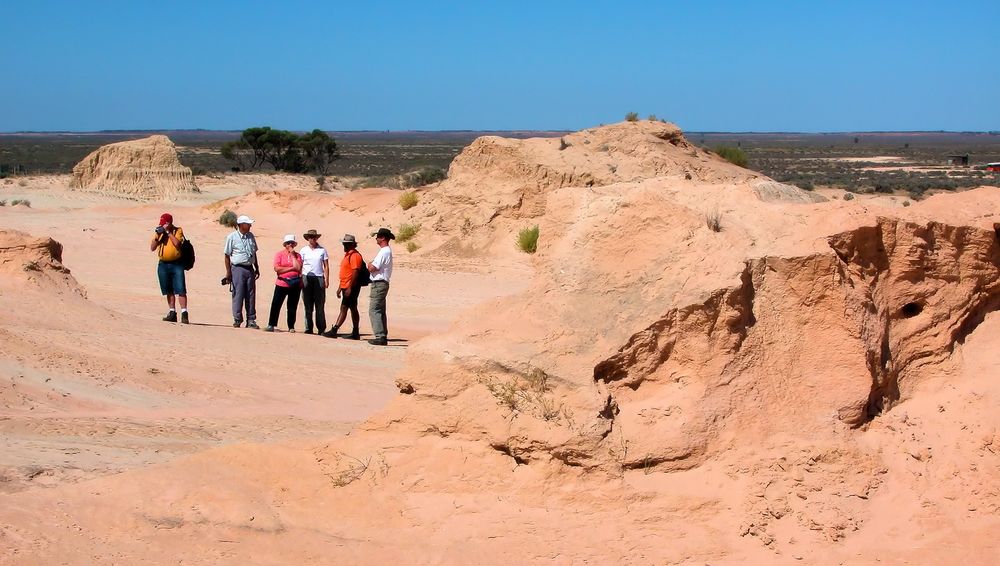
top-left (2, 0), bottom-right (997, 132)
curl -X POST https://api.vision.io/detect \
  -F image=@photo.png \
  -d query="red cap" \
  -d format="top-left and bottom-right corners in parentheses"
top-left (159, 213), bottom-right (173, 225)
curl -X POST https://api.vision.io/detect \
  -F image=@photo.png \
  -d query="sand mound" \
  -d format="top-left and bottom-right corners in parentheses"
top-left (0, 230), bottom-right (82, 294)
top-left (70, 135), bottom-right (198, 201)
top-left (403, 121), bottom-right (823, 255)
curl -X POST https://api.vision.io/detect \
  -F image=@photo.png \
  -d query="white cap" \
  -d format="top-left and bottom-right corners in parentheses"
top-left (236, 215), bottom-right (254, 225)
top-left (282, 234), bottom-right (296, 244)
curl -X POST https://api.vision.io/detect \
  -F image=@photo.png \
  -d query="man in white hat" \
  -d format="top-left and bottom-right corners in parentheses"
top-left (223, 214), bottom-right (260, 328)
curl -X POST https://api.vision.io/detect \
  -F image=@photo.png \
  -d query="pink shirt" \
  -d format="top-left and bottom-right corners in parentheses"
top-left (273, 250), bottom-right (302, 287)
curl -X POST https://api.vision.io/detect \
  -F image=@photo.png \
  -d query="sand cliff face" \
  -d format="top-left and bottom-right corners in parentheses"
top-left (0, 230), bottom-right (80, 294)
top-left (70, 135), bottom-right (198, 201)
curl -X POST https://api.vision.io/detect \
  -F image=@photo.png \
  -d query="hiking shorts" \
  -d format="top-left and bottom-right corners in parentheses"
top-left (158, 261), bottom-right (187, 296)
top-left (340, 286), bottom-right (360, 308)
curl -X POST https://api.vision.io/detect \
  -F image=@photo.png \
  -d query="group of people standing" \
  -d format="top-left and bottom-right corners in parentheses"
top-left (151, 212), bottom-right (395, 346)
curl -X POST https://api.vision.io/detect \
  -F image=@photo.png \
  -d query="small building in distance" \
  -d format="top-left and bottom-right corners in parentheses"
top-left (948, 154), bottom-right (970, 166)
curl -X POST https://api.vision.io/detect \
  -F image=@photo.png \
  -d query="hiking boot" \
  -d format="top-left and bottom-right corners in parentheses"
top-left (367, 338), bottom-right (388, 346)
top-left (304, 326), bottom-right (314, 335)
top-left (180, 312), bottom-right (189, 324)
top-left (233, 320), bottom-right (242, 328)
top-left (322, 326), bottom-right (339, 338)
top-left (247, 321), bottom-right (260, 330)
top-left (162, 311), bottom-right (177, 323)
top-left (346, 330), bottom-right (360, 340)
top-left (264, 325), bottom-right (275, 332)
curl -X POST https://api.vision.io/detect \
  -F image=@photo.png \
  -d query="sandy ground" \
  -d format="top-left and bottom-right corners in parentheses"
top-left (0, 176), bottom-right (526, 495)
top-left (3, 124), bottom-right (1000, 564)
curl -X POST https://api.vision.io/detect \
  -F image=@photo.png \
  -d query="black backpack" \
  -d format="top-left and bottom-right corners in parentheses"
top-left (353, 251), bottom-right (370, 286)
top-left (180, 239), bottom-right (196, 271)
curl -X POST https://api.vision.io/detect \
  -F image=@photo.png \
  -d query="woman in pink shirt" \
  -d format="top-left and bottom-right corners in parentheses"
top-left (265, 234), bottom-right (303, 332)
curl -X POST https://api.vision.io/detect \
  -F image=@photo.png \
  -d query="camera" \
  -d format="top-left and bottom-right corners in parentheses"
top-left (220, 277), bottom-right (230, 285)
top-left (155, 226), bottom-right (166, 235)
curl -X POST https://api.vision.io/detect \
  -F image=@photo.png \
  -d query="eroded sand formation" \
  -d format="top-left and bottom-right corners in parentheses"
top-left (2, 122), bottom-right (1000, 563)
top-left (70, 135), bottom-right (198, 200)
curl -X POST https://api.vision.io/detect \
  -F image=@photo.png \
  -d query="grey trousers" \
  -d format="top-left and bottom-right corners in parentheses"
top-left (231, 265), bottom-right (257, 323)
top-left (369, 281), bottom-right (389, 339)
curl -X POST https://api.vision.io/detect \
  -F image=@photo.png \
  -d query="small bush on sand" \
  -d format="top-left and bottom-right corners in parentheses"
top-left (902, 200), bottom-right (911, 207)
top-left (0, 200), bottom-right (6, 206)
top-left (843, 193), bottom-right (855, 201)
top-left (18, 179), bottom-right (28, 187)
top-left (396, 223), bottom-right (420, 243)
top-left (712, 146), bottom-right (748, 168)
top-left (517, 225), bottom-right (539, 254)
top-left (404, 166), bottom-right (446, 187)
top-left (406, 241), bottom-right (419, 253)
top-left (316, 175), bottom-right (328, 191)
top-left (705, 209), bottom-right (722, 232)
top-left (625, 112), bottom-right (639, 122)
top-left (399, 190), bottom-right (419, 210)
top-left (218, 209), bottom-right (238, 227)
top-left (11, 199), bottom-right (30, 207)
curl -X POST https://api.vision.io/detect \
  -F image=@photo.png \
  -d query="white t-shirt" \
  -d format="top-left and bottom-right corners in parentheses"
top-left (370, 246), bottom-right (393, 282)
top-left (299, 245), bottom-right (329, 277)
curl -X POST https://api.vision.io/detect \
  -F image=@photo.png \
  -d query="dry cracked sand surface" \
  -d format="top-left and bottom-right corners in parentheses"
top-left (2, 121), bottom-right (1000, 564)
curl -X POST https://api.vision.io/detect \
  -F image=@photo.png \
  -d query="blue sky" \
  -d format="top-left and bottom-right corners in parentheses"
top-left (2, 1), bottom-right (997, 132)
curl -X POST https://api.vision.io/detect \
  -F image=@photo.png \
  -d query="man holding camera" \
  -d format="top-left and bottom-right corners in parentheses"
top-left (149, 212), bottom-right (189, 324)
top-left (223, 215), bottom-right (260, 328)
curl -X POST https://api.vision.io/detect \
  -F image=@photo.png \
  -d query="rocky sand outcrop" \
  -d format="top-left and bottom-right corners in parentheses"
top-left (70, 135), bottom-right (198, 201)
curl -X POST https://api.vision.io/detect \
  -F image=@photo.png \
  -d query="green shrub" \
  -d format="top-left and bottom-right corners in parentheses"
top-left (712, 146), bottom-right (748, 168)
top-left (647, 114), bottom-right (658, 121)
top-left (218, 209), bottom-right (238, 227)
top-left (316, 175), bottom-right (328, 191)
top-left (843, 193), bottom-right (855, 201)
top-left (902, 200), bottom-right (911, 207)
top-left (0, 200), bottom-right (6, 206)
top-left (625, 112), bottom-right (639, 122)
top-left (404, 166), bottom-right (446, 187)
top-left (399, 190), bottom-right (419, 210)
top-left (406, 241), bottom-right (419, 253)
top-left (517, 225), bottom-right (539, 254)
top-left (11, 199), bottom-right (30, 207)
top-left (396, 223), bottom-right (420, 243)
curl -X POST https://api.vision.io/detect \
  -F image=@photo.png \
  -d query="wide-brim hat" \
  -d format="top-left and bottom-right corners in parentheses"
top-left (236, 215), bottom-right (254, 225)
top-left (373, 227), bottom-right (396, 240)
top-left (282, 234), bottom-right (297, 244)
top-left (303, 229), bottom-right (321, 239)
top-left (341, 233), bottom-right (357, 244)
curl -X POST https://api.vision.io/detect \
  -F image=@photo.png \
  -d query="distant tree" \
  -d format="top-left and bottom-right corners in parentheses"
top-left (299, 129), bottom-right (340, 174)
top-left (221, 126), bottom-right (339, 174)
top-left (625, 112), bottom-right (639, 122)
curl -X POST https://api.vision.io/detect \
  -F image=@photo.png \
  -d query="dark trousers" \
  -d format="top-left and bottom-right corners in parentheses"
top-left (302, 274), bottom-right (327, 332)
top-left (268, 284), bottom-right (302, 329)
